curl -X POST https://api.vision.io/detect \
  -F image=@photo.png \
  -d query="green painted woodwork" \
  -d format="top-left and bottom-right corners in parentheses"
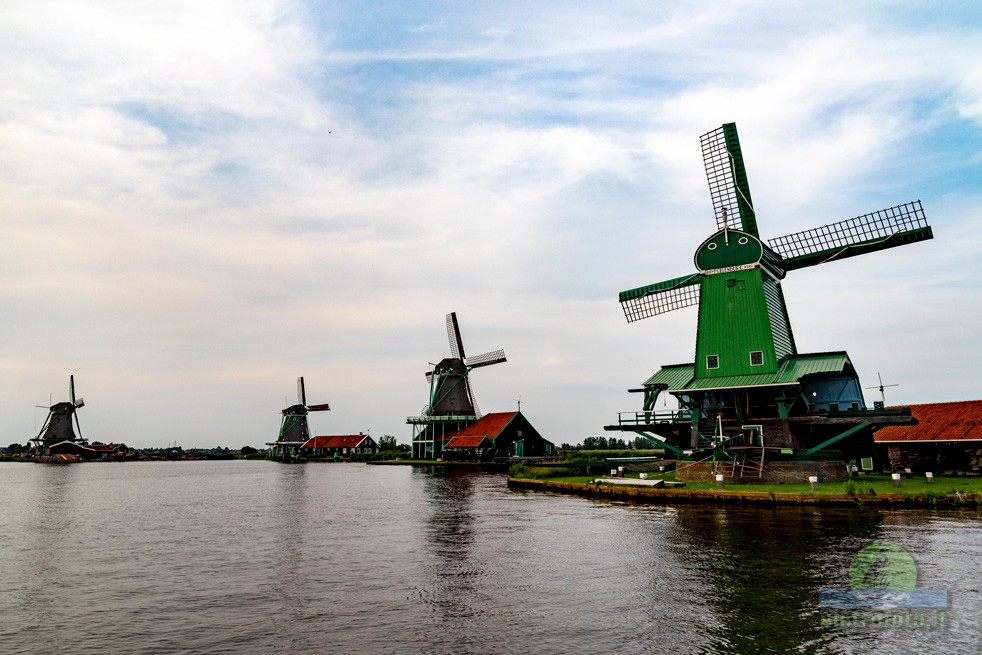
top-left (694, 265), bottom-right (787, 378)
top-left (695, 230), bottom-right (762, 270)
top-left (802, 422), bottom-right (871, 456)
top-left (722, 123), bottom-right (758, 237)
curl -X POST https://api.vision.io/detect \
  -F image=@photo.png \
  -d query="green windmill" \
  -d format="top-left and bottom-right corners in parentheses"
top-left (409, 312), bottom-right (507, 459)
top-left (266, 376), bottom-right (330, 462)
top-left (606, 123), bottom-right (933, 481)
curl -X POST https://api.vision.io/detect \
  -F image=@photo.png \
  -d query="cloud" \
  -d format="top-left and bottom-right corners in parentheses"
top-left (1, 1), bottom-right (980, 447)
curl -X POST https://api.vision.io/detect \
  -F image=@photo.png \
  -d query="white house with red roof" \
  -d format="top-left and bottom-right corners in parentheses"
top-left (300, 434), bottom-right (380, 458)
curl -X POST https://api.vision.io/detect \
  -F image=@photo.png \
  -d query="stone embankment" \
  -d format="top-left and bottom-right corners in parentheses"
top-left (507, 478), bottom-right (981, 508)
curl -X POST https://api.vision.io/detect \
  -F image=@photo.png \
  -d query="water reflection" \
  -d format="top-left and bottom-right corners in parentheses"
top-left (419, 467), bottom-right (483, 623)
top-left (264, 463), bottom-right (311, 646)
top-left (19, 466), bottom-right (81, 652)
top-left (655, 507), bottom-right (884, 652)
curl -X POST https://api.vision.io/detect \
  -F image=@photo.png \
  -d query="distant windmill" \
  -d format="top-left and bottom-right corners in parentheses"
top-left (269, 376), bottom-right (330, 461)
top-left (866, 372), bottom-right (899, 407)
top-left (409, 312), bottom-right (507, 459)
top-left (33, 375), bottom-right (86, 451)
top-left (423, 312), bottom-right (506, 419)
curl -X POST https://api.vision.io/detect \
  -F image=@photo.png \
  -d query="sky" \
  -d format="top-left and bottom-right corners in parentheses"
top-left (2, 1), bottom-right (981, 449)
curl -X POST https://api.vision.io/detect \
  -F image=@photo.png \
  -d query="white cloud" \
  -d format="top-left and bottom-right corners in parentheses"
top-left (1, 1), bottom-right (980, 447)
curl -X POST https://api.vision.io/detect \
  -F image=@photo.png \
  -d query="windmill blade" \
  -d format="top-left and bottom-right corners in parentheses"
top-left (465, 374), bottom-right (481, 418)
top-left (446, 312), bottom-right (466, 359)
top-left (297, 377), bottom-right (306, 406)
top-left (74, 407), bottom-right (83, 441)
top-left (70, 375), bottom-right (76, 406)
top-left (307, 403), bottom-right (331, 412)
top-left (700, 123), bottom-right (758, 237)
top-left (464, 349), bottom-right (506, 369)
top-left (619, 274), bottom-right (701, 323)
top-left (769, 201), bottom-right (932, 271)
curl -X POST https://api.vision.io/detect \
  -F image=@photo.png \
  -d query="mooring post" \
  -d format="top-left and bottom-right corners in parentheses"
top-left (926, 471), bottom-right (934, 484)
top-left (892, 473), bottom-right (902, 487)
top-left (715, 474), bottom-right (724, 488)
top-left (808, 475), bottom-right (818, 491)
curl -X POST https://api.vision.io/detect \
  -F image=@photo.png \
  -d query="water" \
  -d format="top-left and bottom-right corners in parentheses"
top-left (0, 461), bottom-right (979, 654)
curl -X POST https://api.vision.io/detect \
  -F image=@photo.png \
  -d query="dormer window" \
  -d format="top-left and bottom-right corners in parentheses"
top-left (750, 351), bottom-right (764, 366)
top-left (707, 355), bottom-right (720, 369)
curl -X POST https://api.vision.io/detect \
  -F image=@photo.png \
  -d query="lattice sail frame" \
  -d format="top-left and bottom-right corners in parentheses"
top-left (620, 275), bottom-right (701, 323)
top-left (700, 124), bottom-right (757, 236)
top-left (465, 349), bottom-right (507, 368)
top-left (767, 200), bottom-right (929, 266)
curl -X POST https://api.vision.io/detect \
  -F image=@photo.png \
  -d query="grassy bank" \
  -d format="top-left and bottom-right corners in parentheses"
top-left (508, 464), bottom-right (982, 507)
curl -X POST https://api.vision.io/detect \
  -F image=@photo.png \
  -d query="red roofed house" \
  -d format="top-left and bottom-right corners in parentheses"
top-left (301, 434), bottom-right (380, 458)
top-left (875, 401), bottom-right (982, 473)
top-left (441, 411), bottom-right (554, 461)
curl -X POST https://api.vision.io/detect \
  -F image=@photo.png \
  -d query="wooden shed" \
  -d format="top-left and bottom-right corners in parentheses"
top-left (875, 400), bottom-right (982, 474)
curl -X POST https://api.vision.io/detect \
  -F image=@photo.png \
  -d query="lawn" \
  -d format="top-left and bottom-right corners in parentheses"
top-left (516, 466), bottom-right (982, 498)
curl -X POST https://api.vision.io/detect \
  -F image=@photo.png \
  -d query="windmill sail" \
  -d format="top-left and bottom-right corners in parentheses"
top-left (769, 201), bottom-right (932, 270)
top-left (447, 312), bottom-right (465, 360)
top-left (464, 349), bottom-right (507, 368)
top-left (619, 274), bottom-right (701, 322)
top-left (700, 123), bottom-right (758, 237)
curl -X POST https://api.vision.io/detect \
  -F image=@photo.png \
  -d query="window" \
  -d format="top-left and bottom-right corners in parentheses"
top-left (750, 350), bottom-right (764, 366)
top-left (707, 355), bottom-right (719, 369)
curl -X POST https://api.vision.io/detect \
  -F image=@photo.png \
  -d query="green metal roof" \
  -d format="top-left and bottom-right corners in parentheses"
top-left (684, 373), bottom-right (796, 391)
top-left (644, 352), bottom-right (852, 392)
top-left (774, 352), bottom-right (851, 382)
top-left (643, 364), bottom-right (694, 389)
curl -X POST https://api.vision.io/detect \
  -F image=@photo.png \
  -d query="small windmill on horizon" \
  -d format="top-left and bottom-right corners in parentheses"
top-left (409, 312), bottom-right (506, 459)
top-left (32, 375), bottom-right (86, 455)
top-left (267, 376), bottom-right (330, 462)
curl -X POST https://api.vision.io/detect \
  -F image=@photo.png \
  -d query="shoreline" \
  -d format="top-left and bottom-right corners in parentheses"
top-left (507, 477), bottom-right (982, 509)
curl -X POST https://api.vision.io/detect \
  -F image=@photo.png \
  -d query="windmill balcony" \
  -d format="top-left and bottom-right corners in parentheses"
top-left (616, 410), bottom-right (689, 426)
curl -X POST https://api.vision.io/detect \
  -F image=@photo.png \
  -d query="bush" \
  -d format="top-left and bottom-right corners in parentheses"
top-left (509, 462), bottom-right (531, 478)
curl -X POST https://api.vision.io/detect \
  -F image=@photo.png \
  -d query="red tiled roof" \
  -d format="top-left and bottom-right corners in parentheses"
top-left (875, 401), bottom-right (982, 443)
top-left (437, 412), bottom-right (517, 442)
top-left (446, 435), bottom-right (492, 449)
top-left (302, 435), bottom-right (371, 449)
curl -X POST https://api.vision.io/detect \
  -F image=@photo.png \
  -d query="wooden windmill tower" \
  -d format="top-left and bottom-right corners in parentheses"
top-left (409, 312), bottom-right (506, 459)
top-left (31, 375), bottom-right (86, 456)
top-left (267, 376), bottom-right (330, 462)
top-left (606, 123), bottom-right (932, 481)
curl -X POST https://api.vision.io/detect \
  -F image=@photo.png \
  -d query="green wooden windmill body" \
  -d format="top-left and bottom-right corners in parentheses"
top-left (608, 123), bottom-right (933, 475)
top-left (409, 312), bottom-right (507, 459)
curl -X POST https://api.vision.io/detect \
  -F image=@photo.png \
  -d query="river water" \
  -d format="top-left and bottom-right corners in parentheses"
top-left (0, 461), bottom-right (979, 654)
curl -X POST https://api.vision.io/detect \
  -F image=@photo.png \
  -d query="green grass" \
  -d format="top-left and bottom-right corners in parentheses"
top-left (517, 468), bottom-right (982, 498)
